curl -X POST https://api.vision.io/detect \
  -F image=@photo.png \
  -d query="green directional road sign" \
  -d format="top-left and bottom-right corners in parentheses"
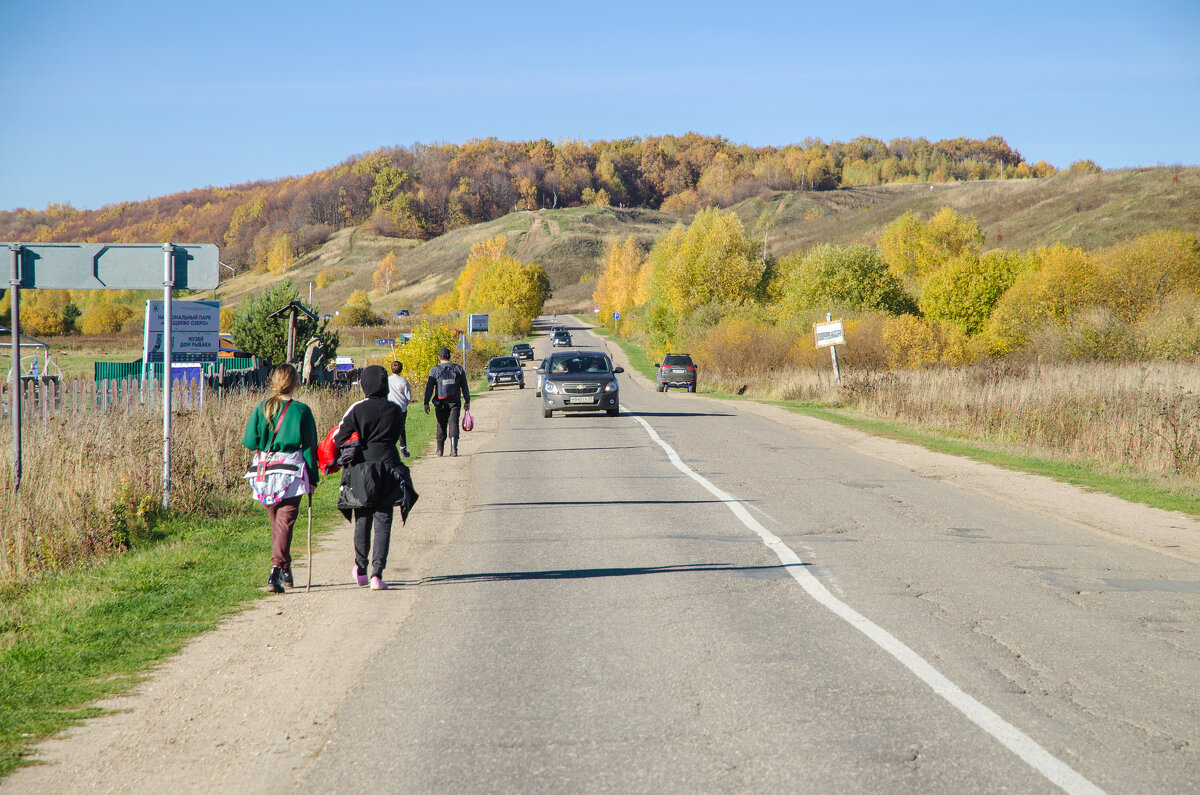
top-left (4, 242), bottom-right (219, 290)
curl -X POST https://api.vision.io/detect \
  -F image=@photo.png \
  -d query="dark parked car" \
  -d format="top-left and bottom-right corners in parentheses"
top-left (551, 331), bottom-right (572, 347)
top-left (538, 350), bottom-right (623, 417)
top-left (656, 353), bottom-right (697, 392)
top-left (511, 342), bottom-right (534, 360)
top-left (394, 309), bottom-right (410, 317)
top-left (486, 356), bottom-right (525, 390)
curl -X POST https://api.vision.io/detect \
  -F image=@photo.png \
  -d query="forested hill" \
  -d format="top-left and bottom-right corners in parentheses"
top-left (209, 166), bottom-right (1200, 317)
top-left (2, 134), bottom-right (1059, 274)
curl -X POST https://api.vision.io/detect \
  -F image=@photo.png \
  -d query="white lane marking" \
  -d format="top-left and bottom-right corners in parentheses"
top-left (625, 409), bottom-right (1104, 795)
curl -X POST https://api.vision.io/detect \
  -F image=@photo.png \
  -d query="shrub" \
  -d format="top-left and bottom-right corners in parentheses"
top-left (315, 266), bottom-right (352, 289)
top-left (80, 303), bottom-right (135, 335)
top-left (883, 315), bottom-right (976, 368)
top-left (338, 290), bottom-right (381, 327)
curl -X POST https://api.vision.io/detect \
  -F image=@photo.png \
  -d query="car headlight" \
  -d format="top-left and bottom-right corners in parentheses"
top-left (544, 382), bottom-right (559, 394)
top-left (603, 380), bottom-right (618, 393)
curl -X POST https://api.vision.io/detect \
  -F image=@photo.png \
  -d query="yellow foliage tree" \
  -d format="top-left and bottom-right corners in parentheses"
top-left (373, 251), bottom-right (398, 294)
top-left (593, 237), bottom-right (644, 333)
top-left (80, 303), bottom-right (135, 335)
top-left (878, 207), bottom-right (983, 284)
top-left (455, 235), bottom-right (508, 311)
top-left (339, 290), bottom-right (380, 326)
top-left (983, 244), bottom-right (1099, 355)
top-left (266, 233), bottom-right (295, 275)
top-left (466, 259), bottom-right (551, 336)
top-left (648, 208), bottom-right (763, 319)
top-left (1094, 230), bottom-right (1200, 324)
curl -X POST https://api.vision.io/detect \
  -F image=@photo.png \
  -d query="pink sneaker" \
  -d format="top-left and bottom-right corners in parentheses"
top-left (370, 576), bottom-right (388, 591)
top-left (352, 566), bottom-right (368, 586)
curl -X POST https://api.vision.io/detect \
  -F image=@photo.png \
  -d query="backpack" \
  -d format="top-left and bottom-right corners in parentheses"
top-left (435, 363), bottom-right (462, 401)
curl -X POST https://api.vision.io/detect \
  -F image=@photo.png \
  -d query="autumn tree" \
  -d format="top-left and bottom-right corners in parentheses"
top-left (777, 244), bottom-right (916, 318)
top-left (919, 250), bottom-right (1034, 335)
top-left (266, 232), bottom-right (295, 274)
top-left (339, 290), bottom-right (382, 326)
top-left (593, 237), bottom-right (645, 333)
top-left (877, 207), bottom-right (984, 284)
top-left (373, 251), bottom-right (399, 294)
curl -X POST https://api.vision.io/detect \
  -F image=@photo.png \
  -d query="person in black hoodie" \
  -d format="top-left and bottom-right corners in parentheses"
top-left (334, 365), bottom-right (419, 590)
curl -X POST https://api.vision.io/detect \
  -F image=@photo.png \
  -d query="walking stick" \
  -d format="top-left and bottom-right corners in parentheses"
top-left (306, 492), bottom-right (313, 592)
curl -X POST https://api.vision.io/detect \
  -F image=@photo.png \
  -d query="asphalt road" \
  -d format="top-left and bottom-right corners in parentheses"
top-left (296, 319), bottom-right (1200, 793)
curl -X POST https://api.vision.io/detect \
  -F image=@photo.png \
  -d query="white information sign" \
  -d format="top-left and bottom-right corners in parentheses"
top-left (144, 300), bottom-right (220, 362)
top-left (814, 320), bottom-right (845, 348)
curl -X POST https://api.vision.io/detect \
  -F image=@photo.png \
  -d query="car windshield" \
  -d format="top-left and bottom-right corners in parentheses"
top-left (490, 357), bottom-right (519, 369)
top-left (513, 344), bottom-right (530, 350)
top-left (548, 355), bottom-right (611, 375)
top-left (663, 355), bottom-right (693, 367)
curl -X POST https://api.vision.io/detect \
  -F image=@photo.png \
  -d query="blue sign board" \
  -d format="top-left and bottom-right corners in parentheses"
top-left (376, 339), bottom-right (393, 346)
top-left (613, 312), bottom-right (620, 319)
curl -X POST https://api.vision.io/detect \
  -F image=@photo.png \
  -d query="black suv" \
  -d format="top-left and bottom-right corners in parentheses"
top-left (655, 354), bottom-right (697, 392)
top-left (486, 356), bottom-right (525, 390)
top-left (551, 330), bottom-right (572, 347)
top-left (511, 342), bottom-right (534, 360)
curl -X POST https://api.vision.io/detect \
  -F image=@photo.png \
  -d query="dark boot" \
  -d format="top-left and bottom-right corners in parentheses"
top-left (436, 439), bottom-right (444, 456)
top-left (280, 565), bottom-right (293, 588)
top-left (451, 438), bottom-right (458, 457)
top-left (268, 567), bottom-right (285, 594)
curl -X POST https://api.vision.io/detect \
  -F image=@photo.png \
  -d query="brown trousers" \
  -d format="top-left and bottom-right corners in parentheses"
top-left (266, 496), bottom-right (302, 567)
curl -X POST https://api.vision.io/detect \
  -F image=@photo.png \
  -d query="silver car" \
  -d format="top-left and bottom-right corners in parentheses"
top-left (538, 350), bottom-right (623, 417)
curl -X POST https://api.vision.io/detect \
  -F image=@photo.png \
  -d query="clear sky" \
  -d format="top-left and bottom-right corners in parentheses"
top-left (1, 0), bottom-right (1197, 211)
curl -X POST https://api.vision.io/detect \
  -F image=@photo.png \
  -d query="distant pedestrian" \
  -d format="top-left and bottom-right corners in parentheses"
top-left (423, 347), bottom-right (470, 457)
top-left (334, 365), bottom-right (418, 590)
top-left (388, 360), bottom-right (412, 458)
top-left (242, 363), bottom-right (319, 593)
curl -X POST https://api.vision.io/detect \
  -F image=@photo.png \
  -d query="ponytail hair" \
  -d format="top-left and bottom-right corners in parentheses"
top-left (265, 363), bottom-right (299, 424)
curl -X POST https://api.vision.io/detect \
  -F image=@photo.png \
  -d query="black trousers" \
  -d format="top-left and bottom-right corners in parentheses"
top-left (353, 507), bottom-right (393, 578)
top-left (434, 401), bottom-right (461, 449)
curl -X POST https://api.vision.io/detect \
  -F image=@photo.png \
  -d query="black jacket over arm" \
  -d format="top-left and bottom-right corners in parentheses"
top-left (335, 365), bottom-right (419, 520)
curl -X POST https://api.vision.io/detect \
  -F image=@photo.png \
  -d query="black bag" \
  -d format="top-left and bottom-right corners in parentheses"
top-left (435, 363), bottom-right (462, 401)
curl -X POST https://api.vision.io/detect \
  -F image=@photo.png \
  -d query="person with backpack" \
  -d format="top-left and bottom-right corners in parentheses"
top-left (334, 364), bottom-right (418, 590)
top-left (387, 360), bottom-right (412, 458)
top-left (242, 363), bottom-right (319, 594)
top-left (423, 346), bottom-right (470, 457)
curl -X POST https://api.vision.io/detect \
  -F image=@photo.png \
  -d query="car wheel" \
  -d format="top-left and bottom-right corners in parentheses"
top-left (543, 407), bottom-right (553, 418)
top-left (688, 384), bottom-right (696, 393)
top-left (519, 384), bottom-right (525, 389)
top-left (488, 385), bottom-right (494, 391)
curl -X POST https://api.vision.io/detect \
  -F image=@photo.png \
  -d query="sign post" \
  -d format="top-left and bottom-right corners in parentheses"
top-left (8, 245), bottom-right (22, 493)
top-left (1, 241), bottom-right (218, 501)
top-left (162, 244), bottom-right (174, 509)
top-left (814, 313), bottom-right (844, 386)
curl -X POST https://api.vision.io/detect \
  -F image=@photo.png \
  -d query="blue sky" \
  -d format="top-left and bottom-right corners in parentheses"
top-left (1, 0), bottom-right (1197, 211)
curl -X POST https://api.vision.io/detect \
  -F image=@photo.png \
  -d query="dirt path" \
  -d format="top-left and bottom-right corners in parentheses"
top-left (7, 334), bottom-right (1200, 791)
top-left (2, 410), bottom-right (494, 794)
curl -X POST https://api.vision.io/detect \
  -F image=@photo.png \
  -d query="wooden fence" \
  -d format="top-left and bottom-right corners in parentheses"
top-left (1, 376), bottom-right (257, 418)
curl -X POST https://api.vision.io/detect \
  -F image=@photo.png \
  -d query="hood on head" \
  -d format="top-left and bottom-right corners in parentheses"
top-left (360, 365), bottom-right (388, 398)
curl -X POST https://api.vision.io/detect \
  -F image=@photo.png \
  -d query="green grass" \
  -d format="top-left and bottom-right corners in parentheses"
top-left (0, 399), bottom-right (441, 780)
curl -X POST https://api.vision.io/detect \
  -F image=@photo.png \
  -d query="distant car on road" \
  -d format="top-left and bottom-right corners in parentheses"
top-left (656, 353), bottom-right (697, 393)
top-left (394, 309), bottom-right (410, 317)
top-left (551, 331), bottom-right (572, 347)
top-left (486, 356), bottom-right (525, 390)
top-left (538, 350), bottom-right (623, 417)
top-left (511, 342), bottom-right (534, 360)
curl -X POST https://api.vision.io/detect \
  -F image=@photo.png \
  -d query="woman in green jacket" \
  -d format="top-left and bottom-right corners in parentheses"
top-left (242, 363), bottom-right (320, 593)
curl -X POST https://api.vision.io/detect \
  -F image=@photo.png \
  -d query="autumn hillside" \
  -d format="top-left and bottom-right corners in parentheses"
top-left (212, 166), bottom-right (1200, 317)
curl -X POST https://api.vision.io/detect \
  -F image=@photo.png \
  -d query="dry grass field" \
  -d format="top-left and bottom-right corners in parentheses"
top-left (705, 360), bottom-right (1200, 489)
top-left (0, 386), bottom-right (350, 584)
